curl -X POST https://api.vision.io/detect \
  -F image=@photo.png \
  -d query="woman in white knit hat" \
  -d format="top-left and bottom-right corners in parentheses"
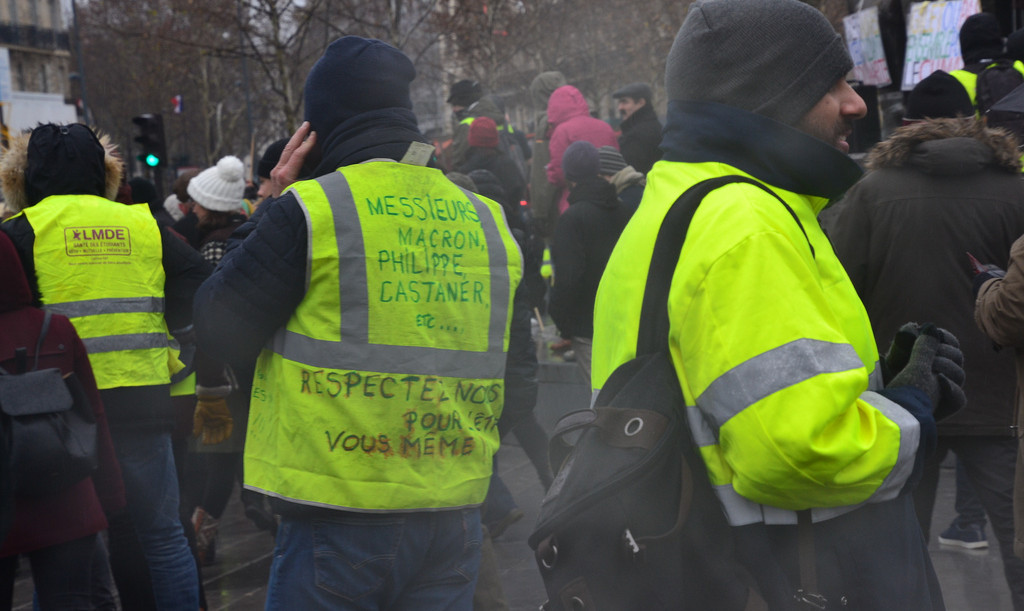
top-left (183, 154), bottom-right (258, 566)
top-left (186, 155), bottom-right (247, 263)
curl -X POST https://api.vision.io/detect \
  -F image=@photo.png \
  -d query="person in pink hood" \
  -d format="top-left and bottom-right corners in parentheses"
top-left (545, 85), bottom-right (619, 214)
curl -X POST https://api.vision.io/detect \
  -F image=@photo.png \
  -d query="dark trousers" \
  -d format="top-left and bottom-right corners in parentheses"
top-left (913, 436), bottom-right (1024, 610)
top-left (0, 533), bottom-right (97, 611)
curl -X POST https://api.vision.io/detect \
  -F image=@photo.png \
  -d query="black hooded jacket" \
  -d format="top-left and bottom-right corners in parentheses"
top-left (549, 178), bottom-right (631, 339)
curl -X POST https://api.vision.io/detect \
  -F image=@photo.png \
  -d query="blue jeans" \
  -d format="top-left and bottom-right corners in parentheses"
top-left (266, 508), bottom-right (482, 610)
top-left (109, 427), bottom-right (198, 610)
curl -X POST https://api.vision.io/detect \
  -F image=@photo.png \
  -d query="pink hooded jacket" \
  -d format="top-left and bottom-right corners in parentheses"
top-left (545, 85), bottom-right (619, 214)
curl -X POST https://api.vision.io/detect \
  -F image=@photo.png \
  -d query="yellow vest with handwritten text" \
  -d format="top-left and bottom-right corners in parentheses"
top-left (245, 161), bottom-right (522, 511)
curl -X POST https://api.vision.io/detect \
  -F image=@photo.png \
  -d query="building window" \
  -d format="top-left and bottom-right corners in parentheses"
top-left (15, 60), bottom-right (23, 91)
top-left (40, 63), bottom-right (47, 93)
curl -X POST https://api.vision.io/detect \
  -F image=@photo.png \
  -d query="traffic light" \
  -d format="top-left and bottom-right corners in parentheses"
top-left (132, 113), bottom-right (166, 168)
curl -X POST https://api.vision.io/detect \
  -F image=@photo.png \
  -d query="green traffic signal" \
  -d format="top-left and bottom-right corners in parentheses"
top-left (132, 113), bottom-right (166, 169)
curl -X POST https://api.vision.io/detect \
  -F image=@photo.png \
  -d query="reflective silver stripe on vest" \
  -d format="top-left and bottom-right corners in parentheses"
top-left (45, 296), bottom-right (165, 318)
top-left (457, 188), bottom-right (512, 353)
top-left (82, 333), bottom-right (170, 354)
top-left (698, 339), bottom-right (864, 431)
top-left (271, 332), bottom-right (507, 378)
top-left (272, 170), bottom-right (512, 379)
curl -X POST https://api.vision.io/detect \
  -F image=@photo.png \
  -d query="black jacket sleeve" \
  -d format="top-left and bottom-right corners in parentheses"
top-left (162, 225), bottom-right (213, 331)
top-left (193, 192), bottom-right (308, 365)
top-left (548, 213), bottom-right (585, 338)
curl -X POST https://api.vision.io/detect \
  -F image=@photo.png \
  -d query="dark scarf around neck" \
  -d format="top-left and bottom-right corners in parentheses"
top-left (659, 100), bottom-right (862, 201)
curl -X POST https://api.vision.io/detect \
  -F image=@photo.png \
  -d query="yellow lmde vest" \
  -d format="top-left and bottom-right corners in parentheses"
top-left (14, 195), bottom-right (173, 389)
top-left (592, 161), bottom-right (920, 525)
top-left (245, 161), bottom-right (523, 512)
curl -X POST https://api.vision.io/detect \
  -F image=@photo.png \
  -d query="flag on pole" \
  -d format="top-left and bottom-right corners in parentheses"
top-left (171, 95), bottom-right (183, 114)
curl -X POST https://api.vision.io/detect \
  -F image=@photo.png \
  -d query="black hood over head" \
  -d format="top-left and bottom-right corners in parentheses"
top-left (25, 123), bottom-right (106, 206)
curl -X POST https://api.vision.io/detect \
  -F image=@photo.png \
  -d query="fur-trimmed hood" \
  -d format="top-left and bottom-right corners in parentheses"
top-left (866, 118), bottom-right (1021, 174)
top-left (0, 125), bottom-right (123, 212)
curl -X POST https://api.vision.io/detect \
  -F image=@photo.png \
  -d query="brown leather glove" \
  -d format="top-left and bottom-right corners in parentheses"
top-left (194, 385), bottom-right (233, 445)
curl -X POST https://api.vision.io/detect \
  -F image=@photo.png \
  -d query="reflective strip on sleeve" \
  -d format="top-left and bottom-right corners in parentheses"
top-left (714, 483), bottom-right (863, 526)
top-left (856, 389), bottom-right (920, 504)
top-left (697, 338), bottom-right (864, 430)
top-left (686, 404), bottom-right (717, 448)
top-left (83, 333), bottom-right (171, 354)
top-left (868, 361), bottom-right (884, 391)
top-left (45, 296), bottom-right (165, 317)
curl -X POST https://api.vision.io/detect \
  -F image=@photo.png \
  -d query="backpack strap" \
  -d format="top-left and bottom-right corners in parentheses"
top-left (637, 175), bottom-right (813, 356)
top-left (32, 310), bottom-right (53, 372)
top-left (0, 311), bottom-right (53, 376)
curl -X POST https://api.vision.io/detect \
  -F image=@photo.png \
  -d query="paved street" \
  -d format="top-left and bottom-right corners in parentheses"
top-left (10, 361), bottom-right (1014, 610)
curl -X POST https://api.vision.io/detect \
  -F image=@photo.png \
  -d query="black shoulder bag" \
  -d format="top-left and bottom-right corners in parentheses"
top-left (529, 176), bottom-right (817, 611)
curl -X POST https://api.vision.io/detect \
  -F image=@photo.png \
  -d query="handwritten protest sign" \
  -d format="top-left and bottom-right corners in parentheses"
top-left (845, 7), bottom-right (892, 87)
top-left (902, 0), bottom-right (981, 90)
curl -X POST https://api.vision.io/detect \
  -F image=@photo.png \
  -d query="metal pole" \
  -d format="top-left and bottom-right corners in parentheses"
top-left (71, 0), bottom-right (90, 125)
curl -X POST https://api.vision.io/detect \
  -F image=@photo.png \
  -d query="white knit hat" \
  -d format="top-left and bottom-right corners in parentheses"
top-left (163, 193), bottom-right (184, 221)
top-left (187, 155), bottom-right (246, 212)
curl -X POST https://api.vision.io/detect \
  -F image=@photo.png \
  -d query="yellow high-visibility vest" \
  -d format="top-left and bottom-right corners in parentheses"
top-left (592, 161), bottom-right (920, 526)
top-left (14, 195), bottom-right (174, 389)
top-left (245, 161), bottom-right (523, 512)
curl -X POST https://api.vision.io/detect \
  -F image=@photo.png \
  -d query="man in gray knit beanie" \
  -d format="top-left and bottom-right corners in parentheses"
top-left (590, 0), bottom-right (951, 608)
top-left (666, 0), bottom-right (854, 127)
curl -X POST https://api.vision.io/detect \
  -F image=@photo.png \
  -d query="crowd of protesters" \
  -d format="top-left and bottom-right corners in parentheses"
top-left (5, 0), bottom-right (1024, 609)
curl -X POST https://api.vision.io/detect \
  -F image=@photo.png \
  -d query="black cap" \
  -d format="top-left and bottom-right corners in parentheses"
top-left (257, 138), bottom-right (288, 180)
top-left (25, 124), bottom-right (106, 206)
top-left (612, 82), bottom-right (653, 103)
top-left (905, 71), bottom-right (974, 120)
top-left (960, 13), bottom-right (1004, 65)
top-left (1008, 27), bottom-right (1024, 62)
top-left (447, 79), bottom-right (483, 106)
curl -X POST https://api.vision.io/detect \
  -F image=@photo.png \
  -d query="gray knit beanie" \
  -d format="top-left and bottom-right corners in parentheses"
top-left (666, 0), bottom-right (853, 127)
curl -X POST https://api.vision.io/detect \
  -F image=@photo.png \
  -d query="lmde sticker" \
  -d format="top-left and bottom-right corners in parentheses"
top-left (65, 226), bottom-right (132, 256)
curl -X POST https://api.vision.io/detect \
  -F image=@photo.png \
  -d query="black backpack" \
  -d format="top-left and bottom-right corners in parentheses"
top-left (0, 311), bottom-right (97, 498)
top-left (976, 59), bottom-right (1024, 138)
top-left (528, 176), bottom-right (819, 611)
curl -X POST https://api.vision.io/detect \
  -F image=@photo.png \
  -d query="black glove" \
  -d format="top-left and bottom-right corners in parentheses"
top-left (888, 324), bottom-right (966, 418)
top-left (882, 322), bottom-right (921, 385)
top-left (930, 326), bottom-right (966, 420)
